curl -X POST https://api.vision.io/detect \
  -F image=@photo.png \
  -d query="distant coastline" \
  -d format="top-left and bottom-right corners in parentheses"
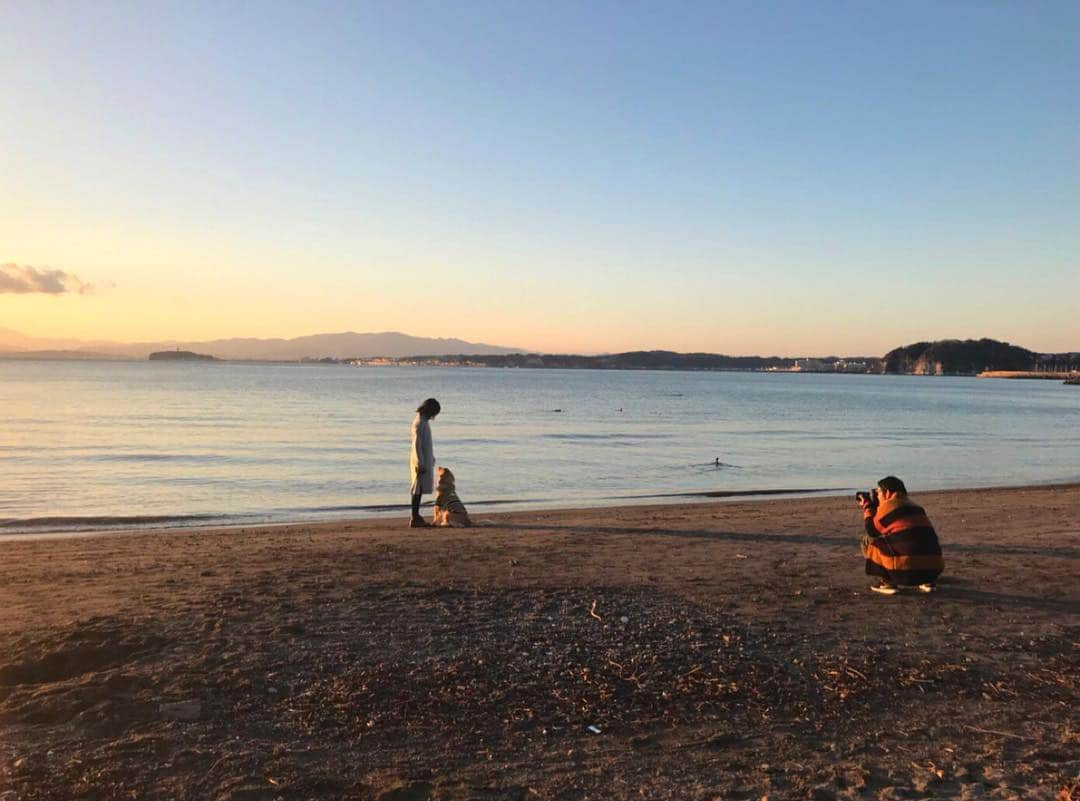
top-left (344, 352), bottom-right (881, 374)
top-left (342, 338), bottom-right (1080, 377)
top-left (1, 333), bottom-right (1077, 376)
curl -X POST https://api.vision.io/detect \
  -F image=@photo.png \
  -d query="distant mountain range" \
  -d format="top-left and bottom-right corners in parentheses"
top-left (0, 328), bottom-right (523, 360)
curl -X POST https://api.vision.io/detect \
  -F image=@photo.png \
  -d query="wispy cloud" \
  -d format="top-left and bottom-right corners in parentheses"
top-left (0, 263), bottom-right (100, 295)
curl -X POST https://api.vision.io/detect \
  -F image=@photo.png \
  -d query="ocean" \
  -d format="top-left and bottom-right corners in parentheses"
top-left (2, 360), bottom-right (1077, 534)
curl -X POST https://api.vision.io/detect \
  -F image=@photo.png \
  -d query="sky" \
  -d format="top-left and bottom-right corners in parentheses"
top-left (2, 1), bottom-right (1078, 356)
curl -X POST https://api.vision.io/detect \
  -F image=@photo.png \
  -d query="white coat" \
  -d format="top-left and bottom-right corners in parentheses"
top-left (410, 413), bottom-right (434, 495)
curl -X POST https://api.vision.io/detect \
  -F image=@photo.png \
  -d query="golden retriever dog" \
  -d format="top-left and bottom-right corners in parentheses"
top-left (432, 466), bottom-right (472, 527)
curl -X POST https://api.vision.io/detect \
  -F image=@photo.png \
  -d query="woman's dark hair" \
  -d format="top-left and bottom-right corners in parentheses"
top-left (417, 398), bottom-right (441, 417)
top-left (877, 475), bottom-right (907, 494)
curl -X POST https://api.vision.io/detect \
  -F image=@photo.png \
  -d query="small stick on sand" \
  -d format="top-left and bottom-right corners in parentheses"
top-left (962, 724), bottom-right (1030, 741)
top-left (589, 600), bottom-right (602, 621)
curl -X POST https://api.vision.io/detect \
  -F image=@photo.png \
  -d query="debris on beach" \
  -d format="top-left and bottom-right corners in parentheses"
top-left (2, 490), bottom-right (1078, 801)
top-left (159, 700), bottom-right (203, 721)
top-left (7, 581), bottom-right (1073, 801)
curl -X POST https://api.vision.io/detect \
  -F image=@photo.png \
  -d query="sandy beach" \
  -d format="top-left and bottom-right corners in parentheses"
top-left (1, 484), bottom-right (1077, 800)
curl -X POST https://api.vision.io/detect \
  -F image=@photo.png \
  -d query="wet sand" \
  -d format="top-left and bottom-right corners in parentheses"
top-left (1, 484), bottom-right (1077, 800)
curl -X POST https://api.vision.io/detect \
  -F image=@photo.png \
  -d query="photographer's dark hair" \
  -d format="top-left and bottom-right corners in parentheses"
top-left (417, 398), bottom-right (441, 417)
top-left (877, 475), bottom-right (907, 494)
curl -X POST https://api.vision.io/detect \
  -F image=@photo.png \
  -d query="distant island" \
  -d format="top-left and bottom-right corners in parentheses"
top-left (149, 350), bottom-right (218, 362)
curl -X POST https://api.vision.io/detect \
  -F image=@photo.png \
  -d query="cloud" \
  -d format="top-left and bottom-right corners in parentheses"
top-left (0, 263), bottom-right (99, 295)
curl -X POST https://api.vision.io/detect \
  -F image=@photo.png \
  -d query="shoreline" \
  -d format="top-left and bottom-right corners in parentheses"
top-left (3, 478), bottom-right (1079, 541)
top-left (978, 370), bottom-right (1078, 380)
top-left (0, 486), bottom-right (844, 538)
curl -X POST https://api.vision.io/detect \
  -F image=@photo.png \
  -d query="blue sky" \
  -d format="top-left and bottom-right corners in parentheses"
top-left (2, 1), bottom-right (1077, 354)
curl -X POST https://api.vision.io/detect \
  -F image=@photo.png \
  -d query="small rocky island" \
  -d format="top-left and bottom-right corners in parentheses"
top-left (148, 350), bottom-right (218, 362)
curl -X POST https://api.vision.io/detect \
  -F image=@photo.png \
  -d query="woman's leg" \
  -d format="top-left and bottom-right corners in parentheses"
top-left (410, 493), bottom-right (425, 525)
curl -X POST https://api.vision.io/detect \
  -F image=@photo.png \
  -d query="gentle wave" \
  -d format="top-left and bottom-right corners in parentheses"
top-left (85, 453), bottom-right (366, 466)
top-left (282, 498), bottom-right (538, 514)
top-left (441, 437), bottom-right (515, 446)
top-left (90, 453), bottom-right (235, 463)
top-left (0, 513), bottom-right (224, 530)
top-left (617, 486), bottom-right (849, 500)
top-left (541, 432), bottom-right (672, 441)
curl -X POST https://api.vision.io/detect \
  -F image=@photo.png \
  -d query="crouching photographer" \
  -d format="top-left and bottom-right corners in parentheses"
top-left (857, 476), bottom-right (944, 595)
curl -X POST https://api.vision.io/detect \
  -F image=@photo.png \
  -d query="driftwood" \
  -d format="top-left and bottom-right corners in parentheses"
top-left (588, 600), bottom-right (603, 621)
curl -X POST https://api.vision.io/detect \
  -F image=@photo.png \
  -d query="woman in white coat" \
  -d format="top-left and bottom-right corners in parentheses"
top-left (409, 398), bottom-right (441, 527)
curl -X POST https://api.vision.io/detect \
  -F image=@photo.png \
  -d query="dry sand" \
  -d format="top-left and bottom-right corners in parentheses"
top-left (1, 485), bottom-right (1077, 800)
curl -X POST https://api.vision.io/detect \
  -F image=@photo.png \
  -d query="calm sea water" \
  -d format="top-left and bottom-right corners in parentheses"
top-left (1, 361), bottom-right (1078, 533)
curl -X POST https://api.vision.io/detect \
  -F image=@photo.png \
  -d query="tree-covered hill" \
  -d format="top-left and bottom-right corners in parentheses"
top-left (881, 338), bottom-right (1037, 375)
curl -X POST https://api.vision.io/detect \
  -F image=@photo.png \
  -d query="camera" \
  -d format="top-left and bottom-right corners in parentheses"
top-left (855, 490), bottom-right (878, 507)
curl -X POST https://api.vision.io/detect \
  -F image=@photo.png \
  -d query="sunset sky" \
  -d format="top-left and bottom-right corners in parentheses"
top-left (2, 2), bottom-right (1078, 355)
